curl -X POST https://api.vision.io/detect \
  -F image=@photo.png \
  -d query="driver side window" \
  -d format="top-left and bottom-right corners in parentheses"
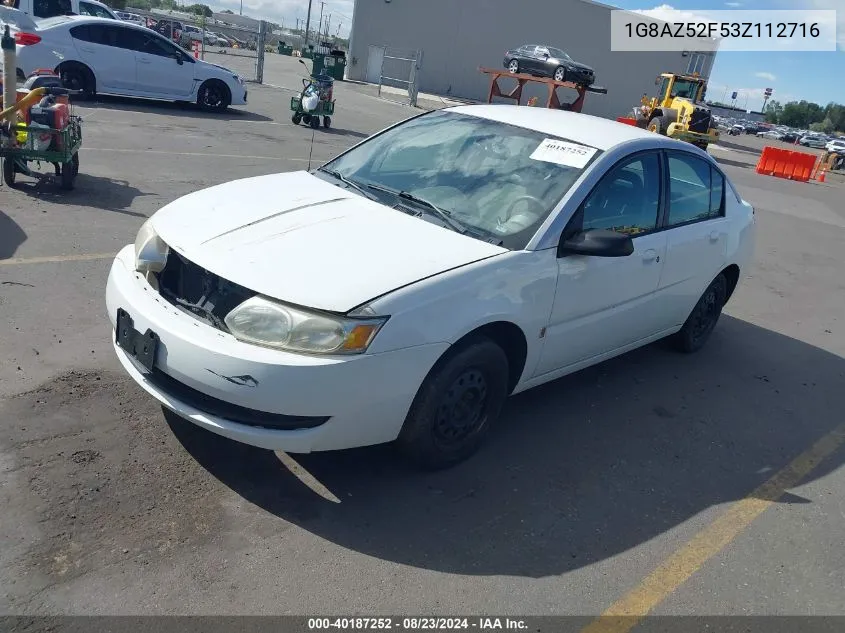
top-left (577, 152), bottom-right (661, 237)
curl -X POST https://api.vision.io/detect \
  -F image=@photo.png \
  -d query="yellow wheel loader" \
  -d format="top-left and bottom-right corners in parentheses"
top-left (633, 72), bottom-right (719, 151)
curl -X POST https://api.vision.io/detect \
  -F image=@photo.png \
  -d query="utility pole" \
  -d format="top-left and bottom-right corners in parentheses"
top-left (326, 13), bottom-right (331, 40)
top-left (317, 1), bottom-right (325, 44)
top-left (304, 0), bottom-right (313, 48)
top-left (239, 0), bottom-right (242, 15)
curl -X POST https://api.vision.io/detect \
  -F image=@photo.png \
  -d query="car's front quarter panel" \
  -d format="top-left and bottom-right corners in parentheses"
top-left (195, 62), bottom-right (247, 105)
top-left (362, 249), bottom-right (559, 389)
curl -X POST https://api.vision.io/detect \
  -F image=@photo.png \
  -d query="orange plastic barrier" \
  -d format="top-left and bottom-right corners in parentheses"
top-left (616, 117), bottom-right (638, 126)
top-left (755, 146), bottom-right (819, 183)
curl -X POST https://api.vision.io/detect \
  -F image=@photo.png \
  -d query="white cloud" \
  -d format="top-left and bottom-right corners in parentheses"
top-left (774, 0), bottom-right (844, 49)
top-left (755, 72), bottom-right (777, 81)
top-left (724, 1), bottom-right (742, 6)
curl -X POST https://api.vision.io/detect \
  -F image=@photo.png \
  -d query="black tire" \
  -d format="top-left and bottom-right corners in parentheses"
top-left (671, 273), bottom-right (728, 353)
top-left (3, 158), bottom-right (17, 188)
top-left (292, 112), bottom-right (302, 124)
top-left (309, 115), bottom-right (320, 129)
top-left (397, 337), bottom-right (509, 470)
top-left (553, 66), bottom-right (567, 82)
top-left (57, 63), bottom-right (95, 100)
top-left (302, 114), bottom-right (312, 124)
top-left (507, 59), bottom-right (519, 74)
top-left (59, 154), bottom-right (79, 191)
top-left (648, 116), bottom-right (668, 135)
top-left (323, 116), bottom-right (331, 129)
top-left (197, 79), bottom-right (231, 112)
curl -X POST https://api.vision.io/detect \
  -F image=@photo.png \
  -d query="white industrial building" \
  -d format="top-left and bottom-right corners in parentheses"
top-left (346, 0), bottom-right (716, 119)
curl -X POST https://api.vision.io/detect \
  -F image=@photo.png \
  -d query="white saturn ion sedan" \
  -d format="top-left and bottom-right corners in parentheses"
top-left (107, 106), bottom-right (756, 469)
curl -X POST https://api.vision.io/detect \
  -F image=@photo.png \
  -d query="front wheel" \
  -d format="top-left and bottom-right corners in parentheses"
top-left (309, 116), bottom-right (320, 129)
top-left (671, 273), bottom-right (728, 353)
top-left (397, 337), bottom-right (509, 470)
top-left (197, 80), bottom-right (231, 112)
top-left (292, 112), bottom-right (302, 124)
top-left (323, 116), bottom-right (331, 129)
top-left (553, 66), bottom-right (567, 82)
top-left (3, 158), bottom-right (18, 188)
top-left (60, 154), bottom-right (79, 191)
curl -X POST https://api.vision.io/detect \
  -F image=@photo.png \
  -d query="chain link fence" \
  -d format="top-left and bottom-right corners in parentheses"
top-left (124, 7), bottom-right (267, 83)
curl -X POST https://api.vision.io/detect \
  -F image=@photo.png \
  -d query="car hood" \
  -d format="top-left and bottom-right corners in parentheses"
top-left (150, 171), bottom-right (508, 313)
top-left (568, 61), bottom-right (593, 72)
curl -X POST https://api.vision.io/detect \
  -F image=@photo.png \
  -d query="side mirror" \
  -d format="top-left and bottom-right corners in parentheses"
top-left (559, 229), bottom-right (634, 258)
top-left (174, 53), bottom-right (183, 64)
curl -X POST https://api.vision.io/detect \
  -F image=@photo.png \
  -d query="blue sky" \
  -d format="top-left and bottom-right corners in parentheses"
top-left (612, 0), bottom-right (844, 106)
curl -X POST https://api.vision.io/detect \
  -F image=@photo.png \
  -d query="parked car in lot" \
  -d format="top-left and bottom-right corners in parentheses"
top-left (5, 0), bottom-right (116, 19)
top-left (107, 105), bottom-right (755, 469)
top-left (728, 125), bottom-right (744, 136)
top-left (181, 23), bottom-right (203, 43)
top-left (153, 18), bottom-right (182, 42)
top-left (504, 44), bottom-right (595, 85)
top-left (825, 138), bottom-right (845, 154)
top-left (204, 30), bottom-right (230, 47)
top-left (799, 134), bottom-right (828, 149)
top-left (115, 11), bottom-right (144, 25)
top-left (11, 15), bottom-right (247, 111)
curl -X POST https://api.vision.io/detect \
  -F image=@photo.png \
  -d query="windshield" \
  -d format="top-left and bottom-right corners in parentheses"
top-left (321, 110), bottom-right (600, 250)
top-left (670, 79), bottom-right (700, 100)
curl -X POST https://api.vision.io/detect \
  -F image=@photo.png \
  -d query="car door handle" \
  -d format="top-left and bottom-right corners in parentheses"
top-left (78, 46), bottom-right (95, 53)
top-left (138, 58), bottom-right (152, 64)
top-left (709, 230), bottom-right (720, 242)
top-left (642, 249), bottom-right (660, 263)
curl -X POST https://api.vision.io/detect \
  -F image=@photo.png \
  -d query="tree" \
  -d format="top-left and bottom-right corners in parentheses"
top-left (764, 100), bottom-right (783, 124)
top-left (186, 3), bottom-right (212, 17)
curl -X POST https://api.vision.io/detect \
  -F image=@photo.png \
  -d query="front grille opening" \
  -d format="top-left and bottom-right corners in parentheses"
top-left (156, 252), bottom-right (255, 332)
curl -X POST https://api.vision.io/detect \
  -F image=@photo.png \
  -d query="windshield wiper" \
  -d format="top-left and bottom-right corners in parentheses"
top-left (365, 184), bottom-right (468, 235)
top-left (317, 167), bottom-right (376, 200)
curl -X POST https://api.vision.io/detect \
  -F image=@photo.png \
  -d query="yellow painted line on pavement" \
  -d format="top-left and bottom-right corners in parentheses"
top-left (0, 253), bottom-right (116, 266)
top-left (581, 422), bottom-right (845, 633)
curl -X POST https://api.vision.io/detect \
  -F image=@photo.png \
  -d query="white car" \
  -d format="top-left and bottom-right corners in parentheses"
top-left (11, 14), bottom-right (247, 111)
top-left (106, 106), bottom-right (756, 469)
top-left (3, 0), bottom-right (116, 20)
top-left (825, 139), bottom-right (845, 154)
top-left (799, 135), bottom-right (827, 149)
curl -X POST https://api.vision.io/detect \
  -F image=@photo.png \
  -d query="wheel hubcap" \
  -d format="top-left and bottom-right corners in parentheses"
top-left (509, 62), bottom-right (518, 72)
top-left (555, 69), bottom-right (564, 80)
top-left (433, 369), bottom-right (489, 446)
top-left (203, 87), bottom-right (222, 107)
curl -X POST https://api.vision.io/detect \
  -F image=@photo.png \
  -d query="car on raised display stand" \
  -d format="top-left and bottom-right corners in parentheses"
top-left (504, 44), bottom-right (595, 86)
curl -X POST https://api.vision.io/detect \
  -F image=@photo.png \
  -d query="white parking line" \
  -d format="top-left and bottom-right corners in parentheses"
top-left (0, 253), bottom-right (116, 266)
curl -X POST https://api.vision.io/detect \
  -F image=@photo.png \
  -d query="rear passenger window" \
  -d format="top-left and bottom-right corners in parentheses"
top-left (667, 153), bottom-right (724, 226)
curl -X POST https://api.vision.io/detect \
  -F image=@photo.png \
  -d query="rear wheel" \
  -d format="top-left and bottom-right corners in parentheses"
top-left (397, 337), bottom-right (509, 470)
top-left (292, 112), bottom-right (302, 124)
top-left (671, 274), bottom-right (728, 353)
top-left (309, 116), bottom-right (320, 129)
top-left (507, 59), bottom-right (519, 74)
top-left (648, 117), bottom-right (667, 135)
top-left (553, 66), bottom-right (567, 82)
top-left (323, 116), bottom-right (331, 129)
top-left (57, 63), bottom-right (95, 100)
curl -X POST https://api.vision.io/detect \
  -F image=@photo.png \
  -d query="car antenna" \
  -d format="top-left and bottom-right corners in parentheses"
top-left (306, 116), bottom-right (316, 171)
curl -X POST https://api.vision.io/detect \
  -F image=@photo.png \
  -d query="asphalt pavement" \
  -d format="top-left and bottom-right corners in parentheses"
top-left (1, 54), bottom-right (844, 622)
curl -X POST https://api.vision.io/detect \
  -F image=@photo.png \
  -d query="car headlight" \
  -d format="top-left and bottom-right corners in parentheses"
top-left (224, 296), bottom-right (388, 355)
top-left (134, 218), bottom-right (169, 275)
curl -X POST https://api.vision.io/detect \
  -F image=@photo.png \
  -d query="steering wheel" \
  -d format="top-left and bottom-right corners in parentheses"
top-left (499, 195), bottom-right (547, 232)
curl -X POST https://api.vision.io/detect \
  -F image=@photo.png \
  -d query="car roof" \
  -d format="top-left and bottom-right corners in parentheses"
top-left (444, 105), bottom-right (659, 151)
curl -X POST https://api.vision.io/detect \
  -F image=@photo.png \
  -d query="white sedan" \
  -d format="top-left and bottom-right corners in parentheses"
top-left (106, 106), bottom-right (756, 469)
top-left (12, 14), bottom-right (247, 110)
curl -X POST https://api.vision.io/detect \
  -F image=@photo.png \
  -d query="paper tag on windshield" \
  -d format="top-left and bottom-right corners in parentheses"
top-left (530, 139), bottom-right (597, 168)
